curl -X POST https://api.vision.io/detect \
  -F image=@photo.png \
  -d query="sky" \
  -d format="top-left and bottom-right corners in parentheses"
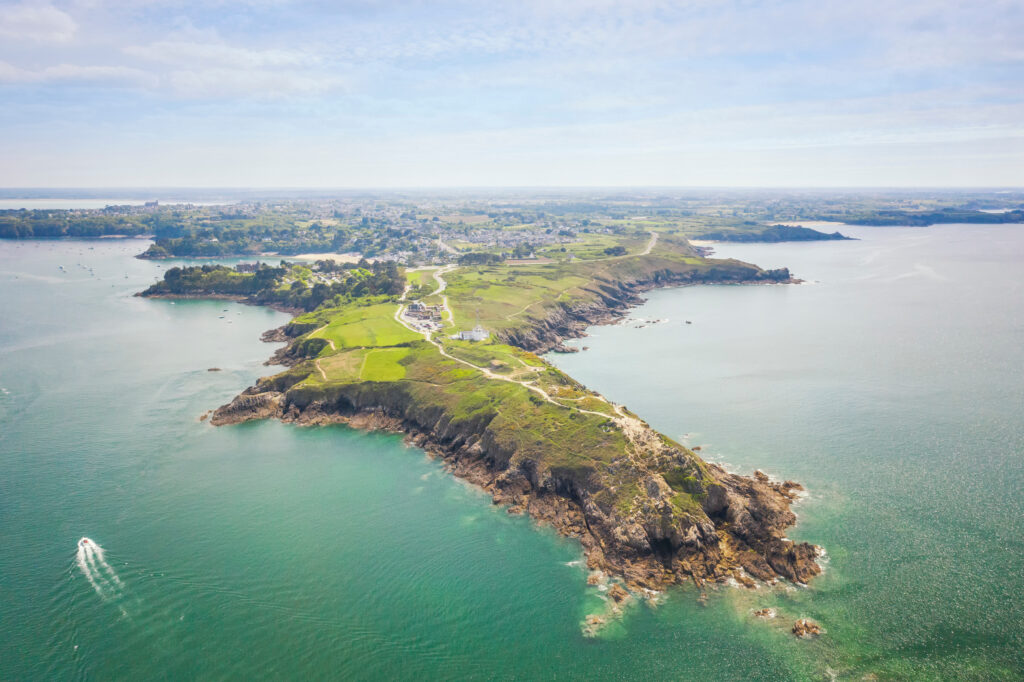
top-left (0, 0), bottom-right (1022, 188)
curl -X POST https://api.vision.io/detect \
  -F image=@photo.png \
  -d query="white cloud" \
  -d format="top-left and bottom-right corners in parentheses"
top-left (167, 67), bottom-right (343, 98)
top-left (125, 40), bottom-right (314, 68)
top-left (119, 27), bottom-right (334, 97)
top-left (0, 61), bottom-right (157, 87)
top-left (0, 2), bottom-right (77, 43)
top-left (1, 0), bottom-right (1022, 184)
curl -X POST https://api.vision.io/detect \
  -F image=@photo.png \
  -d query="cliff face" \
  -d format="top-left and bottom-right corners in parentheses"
top-left (211, 372), bottom-right (820, 591)
top-left (493, 264), bottom-right (793, 354)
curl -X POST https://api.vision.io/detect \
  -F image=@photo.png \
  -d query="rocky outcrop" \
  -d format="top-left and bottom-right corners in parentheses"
top-left (260, 325), bottom-right (291, 343)
top-left (702, 469), bottom-right (820, 585)
top-left (792, 618), bottom-right (823, 638)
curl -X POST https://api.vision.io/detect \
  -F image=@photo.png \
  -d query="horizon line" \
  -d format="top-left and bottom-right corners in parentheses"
top-left (2, 185), bottom-right (1023, 193)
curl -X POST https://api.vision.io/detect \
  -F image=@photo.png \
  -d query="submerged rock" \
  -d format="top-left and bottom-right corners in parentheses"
top-left (792, 618), bottom-right (823, 638)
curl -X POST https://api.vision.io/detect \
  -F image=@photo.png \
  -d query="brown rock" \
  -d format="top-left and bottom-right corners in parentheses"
top-left (607, 583), bottom-right (630, 603)
top-left (733, 569), bottom-right (756, 589)
top-left (752, 608), bottom-right (775, 619)
top-left (792, 618), bottom-right (822, 638)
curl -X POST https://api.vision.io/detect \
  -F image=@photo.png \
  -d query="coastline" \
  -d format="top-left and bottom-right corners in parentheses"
top-left (211, 379), bottom-right (820, 593)
top-left (135, 291), bottom-right (305, 316)
top-left (203, 268), bottom-right (821, 595)
top-left (493, 275), bottom-right (800, 355)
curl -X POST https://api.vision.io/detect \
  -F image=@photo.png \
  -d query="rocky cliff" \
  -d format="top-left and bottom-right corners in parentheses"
top-left (205, 252), bottom-right (819, 594)
top-left (494, 263), bottom-right (793, 354)
top-left (211, 371), bottom-right (820, 592)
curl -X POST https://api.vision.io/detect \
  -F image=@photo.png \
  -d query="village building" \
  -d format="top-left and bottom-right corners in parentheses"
top-left (406, 301), bottom-right (444, 322)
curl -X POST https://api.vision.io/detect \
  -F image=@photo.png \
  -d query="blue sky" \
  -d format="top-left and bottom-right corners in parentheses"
top-left (1, 0), bottom-right (1022, 187)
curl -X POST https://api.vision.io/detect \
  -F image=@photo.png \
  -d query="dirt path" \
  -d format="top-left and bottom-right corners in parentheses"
top-left (507, 300), bottom-right (536, 320)
top-left (393, 266), bottom-right (615, 420)
top-left (431, 265), bottom-right (455, 325)
top-left (310, 323), bottom-right (337, 351)
top-left (640, 230), bottom-right (658, 255)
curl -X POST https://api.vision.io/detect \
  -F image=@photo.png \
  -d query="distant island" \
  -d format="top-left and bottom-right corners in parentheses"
top-left (697, 224), bottom-right (853, 242)
top-left (816, 208), bottom-right (1024, 226)
top-left (141, 230), bottom-right (822, 627)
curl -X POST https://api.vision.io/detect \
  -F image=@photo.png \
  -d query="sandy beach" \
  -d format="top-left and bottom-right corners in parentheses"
top-left (288, 252), bottom-right (372, 263)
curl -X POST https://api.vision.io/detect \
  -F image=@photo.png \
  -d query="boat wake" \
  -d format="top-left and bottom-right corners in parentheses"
top-left (75, 537), bottom-right (124, 599)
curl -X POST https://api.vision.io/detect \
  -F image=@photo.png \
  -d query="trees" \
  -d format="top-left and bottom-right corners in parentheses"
top-left (142, 259), bottom-right (408, 312)
top-left (458, 252), bottom-right (503, 265)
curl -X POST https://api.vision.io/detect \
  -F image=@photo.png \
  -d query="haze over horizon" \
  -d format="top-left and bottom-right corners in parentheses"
top-left (1, 0), bottom-right (1022, 188)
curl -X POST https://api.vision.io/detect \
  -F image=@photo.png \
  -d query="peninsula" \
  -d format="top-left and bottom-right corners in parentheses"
top-left (142, 229), bottom-right (822, 595)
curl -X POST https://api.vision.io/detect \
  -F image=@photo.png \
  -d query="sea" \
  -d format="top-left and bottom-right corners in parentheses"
top-left (0, 225), bottom-right (1021, 680)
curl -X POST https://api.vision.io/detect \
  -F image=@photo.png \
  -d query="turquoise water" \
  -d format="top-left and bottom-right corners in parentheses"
top-left (551, 224), bottom-right (1024, 679)
top-left (1, 229), bottom-right (1021, 679)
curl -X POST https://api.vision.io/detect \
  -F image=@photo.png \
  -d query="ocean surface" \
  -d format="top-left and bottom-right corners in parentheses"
top-left (0, 226), bottom-right (1021, 680)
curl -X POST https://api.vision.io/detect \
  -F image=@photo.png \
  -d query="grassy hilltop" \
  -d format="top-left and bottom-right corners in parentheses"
top-left (240, 230), bottom-right (787, 489)
top-left (157, 228), bottom-right (819, 601)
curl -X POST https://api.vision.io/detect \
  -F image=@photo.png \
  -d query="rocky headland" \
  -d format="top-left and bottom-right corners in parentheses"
top-left (208, 262), bottom-right (822, 594)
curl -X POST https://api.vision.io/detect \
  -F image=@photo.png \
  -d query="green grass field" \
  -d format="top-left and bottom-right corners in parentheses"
top-left (360, 348), bottom-right (409, 381)
top-left (310, 302), bottom-right (420, 350)
top-left (406, 268), bottom-right (438, 288)
top-left (442, 264), bottom-right (590, 331)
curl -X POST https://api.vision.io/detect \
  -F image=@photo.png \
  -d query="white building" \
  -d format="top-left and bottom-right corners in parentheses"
top-left (452, 324), bottom-right (490, 342)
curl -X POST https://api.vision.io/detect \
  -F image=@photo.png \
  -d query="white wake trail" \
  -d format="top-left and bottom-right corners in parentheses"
top-left (76, 538), bottom-right (124, 598)
top-left (89, 541), bottom-right (124, 588)
top-left (76, 542), bottom-right (106, 597)
top-left (84, 545), bottom-right (115, 594)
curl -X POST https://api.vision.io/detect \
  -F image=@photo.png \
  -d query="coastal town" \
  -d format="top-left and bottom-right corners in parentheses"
top-left (6, 190), bottom-right (1020, 264)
